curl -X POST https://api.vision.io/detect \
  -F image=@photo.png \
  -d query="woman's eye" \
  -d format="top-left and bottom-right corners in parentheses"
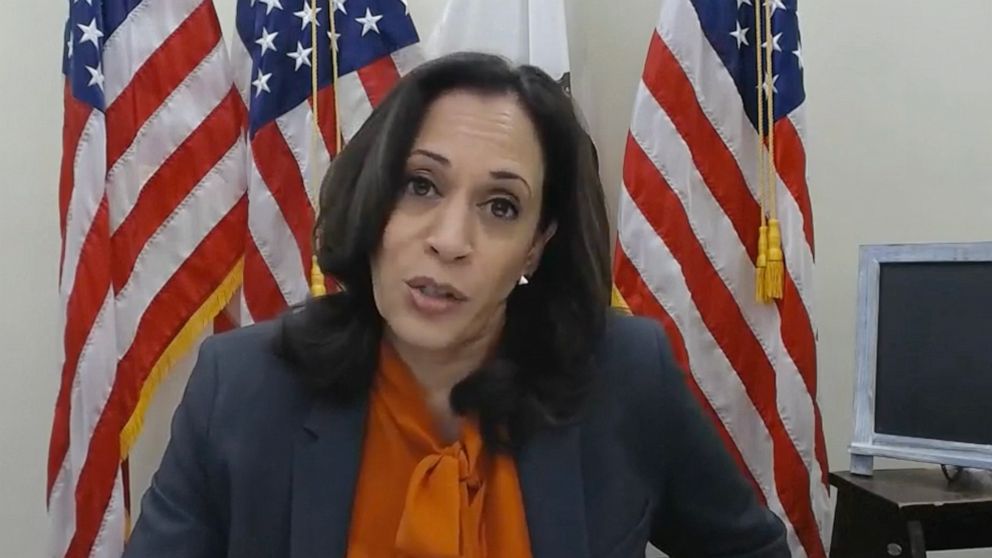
top-left (405, 176), bottom-right (437, 197)
top-left (487, 198), bottom-right (519, 220)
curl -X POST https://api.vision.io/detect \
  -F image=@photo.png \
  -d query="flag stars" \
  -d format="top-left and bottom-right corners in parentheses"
top-left (730, 21), bottom-right (749, 48)
top-left (770, 0), bottom-right (787, 15)
top-left (763, 32), bottom-right (783, 52)
top-left (253, 70), bottom-right (273, 96)
top-left (760, 74), bottom-right (780, 95)
top-left (258, 0), bottom-right (283, 15)
top-left (294, 4), bottom-right (322, 31)
top-left (794, 42), bottom-right (804, 70)
top-left (328, 30), bottom-right (340, 51)
top-left (86, 63), bottom-right (104, 90)
top-left (333, 0), bottom-right (347, 15)
top-left (77, 18), bottom-right (104, 49)
top-left (255, 27), bottom-right (279, 56)
top-left (67, 34), bottom-right (74, 58)
top-left (356, 7), bottom-right (383, 36)
top-left (736, 0), bottom-right (752, 8)
top-left (287, 41), bottom-right (313, 71)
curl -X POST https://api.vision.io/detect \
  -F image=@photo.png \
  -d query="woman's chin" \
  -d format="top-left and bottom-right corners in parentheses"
top-left (386, 315), bottom-right (462, 352)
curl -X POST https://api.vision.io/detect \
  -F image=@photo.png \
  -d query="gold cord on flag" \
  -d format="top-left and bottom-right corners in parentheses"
top-left (753, 0), bottom-right (769, 302)
top-left (762, 0), bottom-right (784, 300)
top-left (754, 0), bottom-right (784, 302)
top-left (307, 0), bottom-right (343, 297)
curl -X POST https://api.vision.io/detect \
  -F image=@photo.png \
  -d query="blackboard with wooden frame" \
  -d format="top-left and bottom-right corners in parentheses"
top-left (850, 241), bottom-right (992, 476)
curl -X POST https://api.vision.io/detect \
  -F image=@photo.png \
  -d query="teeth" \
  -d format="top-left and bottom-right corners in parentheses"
top-left (418, 285), bottom-right (450, 299)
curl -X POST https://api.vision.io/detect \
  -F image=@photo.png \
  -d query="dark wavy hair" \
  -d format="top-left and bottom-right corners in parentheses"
top-left (277, 52), bottom-right (611, 451)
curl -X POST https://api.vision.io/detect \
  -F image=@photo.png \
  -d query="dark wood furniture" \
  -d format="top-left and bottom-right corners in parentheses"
top-left (829, 468), bottom-right (992, 557)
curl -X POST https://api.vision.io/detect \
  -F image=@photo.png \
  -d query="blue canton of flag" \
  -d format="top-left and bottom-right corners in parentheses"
top-left (691, 0), bottom-right (805, 128)
top-left (235, 0), bottom-right (419, 135)
top-left (63, 0), bottom-right (115, 111)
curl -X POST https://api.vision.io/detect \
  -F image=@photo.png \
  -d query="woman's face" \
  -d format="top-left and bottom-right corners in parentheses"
top-left (370, 89), bottom-right (554, 353)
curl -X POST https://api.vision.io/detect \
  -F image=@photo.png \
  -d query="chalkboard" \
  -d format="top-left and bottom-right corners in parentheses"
top-left (874, 261), bottom-right (992, 446)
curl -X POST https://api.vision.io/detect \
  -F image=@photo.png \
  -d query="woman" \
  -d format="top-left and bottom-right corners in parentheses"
top-left (125, 52), bottom-right (788, 557)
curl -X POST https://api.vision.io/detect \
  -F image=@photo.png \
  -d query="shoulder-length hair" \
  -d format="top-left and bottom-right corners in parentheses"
top-left (277, 51), bottom-right (611, 451)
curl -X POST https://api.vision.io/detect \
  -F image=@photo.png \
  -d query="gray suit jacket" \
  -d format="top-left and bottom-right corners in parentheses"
top-left (124, 312), bottom-right (789, 557)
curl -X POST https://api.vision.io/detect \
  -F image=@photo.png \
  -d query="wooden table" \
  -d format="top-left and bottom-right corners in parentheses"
top-left (829, 468), bottom-right (992, 557)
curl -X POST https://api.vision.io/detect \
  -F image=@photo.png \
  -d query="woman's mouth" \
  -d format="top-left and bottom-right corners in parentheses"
top-left (405, 276), bottom-right (467, 316)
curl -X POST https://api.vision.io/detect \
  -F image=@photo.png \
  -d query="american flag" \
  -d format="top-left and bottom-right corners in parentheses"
top-left (611, 1), bottom-right (830, 556)
top-left (230, 0), bottom-right (421, 324)
top-left (48, 0), bottom-right (247, 556)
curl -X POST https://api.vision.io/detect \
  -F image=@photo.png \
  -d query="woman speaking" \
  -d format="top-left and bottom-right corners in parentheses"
top-left (124, 52), bottom-right (788, 557)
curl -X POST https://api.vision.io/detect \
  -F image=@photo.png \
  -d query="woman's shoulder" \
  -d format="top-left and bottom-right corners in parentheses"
top-left (598, 311), bottom-right (667, 354)
top-left (595, 310), bottom-right (682, 387)
top-left (201, 318), bottom-right (284, 369)
top-left (591, 311), bottom-right (694, 428)
top-left (191, 318), bottom-right (312, 424)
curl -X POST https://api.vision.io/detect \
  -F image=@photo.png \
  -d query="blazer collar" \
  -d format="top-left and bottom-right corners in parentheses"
top-left (289, 395), bottom-right (589, 558)
top-left (516, 421), bottom-right (591, 558)
top-left (290, 394), bottom-right (367, 558)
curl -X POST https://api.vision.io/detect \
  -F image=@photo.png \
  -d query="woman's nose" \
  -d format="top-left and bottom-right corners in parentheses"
top-left (426, 201), bottom-right (473, 262)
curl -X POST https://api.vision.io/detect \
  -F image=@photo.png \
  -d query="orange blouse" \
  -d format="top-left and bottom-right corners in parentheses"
top-left (345, 341), bottom-right (533, 558)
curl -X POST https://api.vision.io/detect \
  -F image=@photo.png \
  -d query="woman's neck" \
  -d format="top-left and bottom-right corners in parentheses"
top-left (385, 313), bottom-right (504, 442)
top-left (387, 325), bottom-right (498, 396)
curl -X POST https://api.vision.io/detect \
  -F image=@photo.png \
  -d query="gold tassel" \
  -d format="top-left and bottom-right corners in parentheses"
top-left (764, 218), bottom-right (784, 299)
top-left (755, 223), bottom-right (769, 302)
top-left (310, 255), bottom-right (326, 297)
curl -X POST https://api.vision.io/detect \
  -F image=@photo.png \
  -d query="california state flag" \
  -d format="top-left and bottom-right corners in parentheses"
top-left (425, 0), bottom-right (571, 89)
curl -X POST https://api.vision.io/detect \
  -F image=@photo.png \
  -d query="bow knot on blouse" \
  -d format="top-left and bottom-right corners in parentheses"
top-left (346, 342), bottom-right (532, 558)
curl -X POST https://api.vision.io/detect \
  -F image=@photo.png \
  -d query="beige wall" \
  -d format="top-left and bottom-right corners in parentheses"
top-left (2, 1), bottom-right (990, 556)
top-left (0, 1), bottom-right (66, 555)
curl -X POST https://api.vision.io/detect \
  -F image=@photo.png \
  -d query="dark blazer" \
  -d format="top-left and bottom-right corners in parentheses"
top-left (124, 312), bottom-right (789, 558)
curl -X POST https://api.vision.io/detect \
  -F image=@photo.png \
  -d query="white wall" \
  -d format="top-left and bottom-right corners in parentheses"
top-left (0, 1), bottom-right (67, 556)
top-left (2, 1), bottom-right (990, 556)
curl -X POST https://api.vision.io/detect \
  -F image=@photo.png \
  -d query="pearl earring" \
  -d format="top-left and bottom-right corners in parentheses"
top-left (518, 275), bottom-right (529, 286)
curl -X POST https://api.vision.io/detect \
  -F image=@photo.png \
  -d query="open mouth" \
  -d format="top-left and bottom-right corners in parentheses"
top-left (405, 276), bottom-right (467, 302)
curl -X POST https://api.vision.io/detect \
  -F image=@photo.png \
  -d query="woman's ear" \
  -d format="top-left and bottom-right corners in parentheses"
top-left (524, 222), bottom-right (557, 276)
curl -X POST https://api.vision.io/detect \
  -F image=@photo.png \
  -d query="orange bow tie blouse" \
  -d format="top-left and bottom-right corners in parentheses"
top-left (346, 342), bottom-right (533, 558)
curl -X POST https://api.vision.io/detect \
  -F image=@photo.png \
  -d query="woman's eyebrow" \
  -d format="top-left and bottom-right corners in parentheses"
top-left (489, 170), bottom-right (531, 194)
top-left (412, 148), bottom-right (531, 194)
top-left (410, 148), bottom-right (450, 166)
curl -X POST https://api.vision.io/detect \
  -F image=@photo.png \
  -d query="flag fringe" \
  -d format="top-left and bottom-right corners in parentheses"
top-left (119, 258), bottom-right (244, 460)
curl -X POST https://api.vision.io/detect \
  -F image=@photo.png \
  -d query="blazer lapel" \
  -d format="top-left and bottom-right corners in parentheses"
top-left (290, 395), bottom-right (367, 558)
top-left (516, 422), bottom-right (590, 558)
